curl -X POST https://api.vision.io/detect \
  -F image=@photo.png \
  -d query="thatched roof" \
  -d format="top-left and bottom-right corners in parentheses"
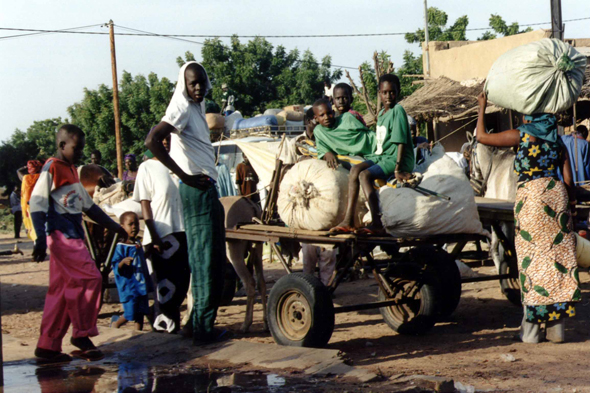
top-left (400, 76), bottom-right (501, 123)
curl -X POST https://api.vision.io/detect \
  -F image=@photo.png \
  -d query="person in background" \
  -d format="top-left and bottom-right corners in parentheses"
top-left (110, 212), bottom-right (153, 331)
top-left (323, 80), bottom-right (334, 104)
top-left (90, 150), bottom-right (102, 166)
top-left (10, 185), bottom-right (22, 239)
top-left (134, 135), bottom-right (189, 333)
top-left (333, 83), bottom-right (366, 126)
top-left (17, 160), bottom-right (43, 241)
top-left (146, 61), bottom-right (228, 344)
top-left (235, 154), bottom-right (260, 205)
top-left (123, 154), bottom-right (138, 181)
top-left (30, 124), bottom-right (127, 362)
top-left (559, 125), bottom-right (590, 185)
top-left (476, 92), bottom-right (579, 344)
top-left (408, 115), bottom-right (429, 149)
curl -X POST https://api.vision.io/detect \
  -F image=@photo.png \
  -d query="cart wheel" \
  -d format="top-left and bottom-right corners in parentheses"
top-left (378, 263), bottom-right (438, 335)
top-left (427, 248), bottom-right (462, 318)
top-left (500, 257), bottom-right (521, 306)
top-left (220, 261), bottom-right (238, 307)
top-left (495, 222), bottom-right (521, 307)
top-left (268, 273), bottom-right (334, 347)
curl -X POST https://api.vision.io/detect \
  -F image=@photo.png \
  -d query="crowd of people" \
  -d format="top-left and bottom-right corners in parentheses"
top-left (11, 59), bottom-right (589, 363)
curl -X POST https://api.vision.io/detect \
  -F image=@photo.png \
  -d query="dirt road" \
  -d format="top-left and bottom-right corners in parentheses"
top-left (1, 233), bottom-right (589, 392)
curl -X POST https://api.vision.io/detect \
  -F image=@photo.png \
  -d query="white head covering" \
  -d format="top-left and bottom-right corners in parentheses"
top-left (169, 61), bottom-right (213, 115)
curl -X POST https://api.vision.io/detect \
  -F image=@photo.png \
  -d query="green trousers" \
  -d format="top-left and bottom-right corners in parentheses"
top-left (180, 184), bottom-right (226, 341)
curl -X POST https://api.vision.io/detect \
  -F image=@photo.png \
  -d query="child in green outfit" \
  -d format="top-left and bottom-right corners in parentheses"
top-left (312, 99), bottom-right (374, 169)
top-left (330, 74), bottom-right (414, 235)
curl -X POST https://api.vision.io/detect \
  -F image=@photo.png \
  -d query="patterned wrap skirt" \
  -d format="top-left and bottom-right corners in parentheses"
top-left (514, 177), bottom-right (580, 323)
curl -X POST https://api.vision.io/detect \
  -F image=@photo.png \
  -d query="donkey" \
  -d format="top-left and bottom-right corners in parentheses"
top-left (221, 196), bottom-right (267, 333)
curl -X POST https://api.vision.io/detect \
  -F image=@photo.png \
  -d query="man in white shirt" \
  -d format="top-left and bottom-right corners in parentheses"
top-left (134, 136), bottom-right (190, 333)
top-left (146, 62), bottom-right (228, 344)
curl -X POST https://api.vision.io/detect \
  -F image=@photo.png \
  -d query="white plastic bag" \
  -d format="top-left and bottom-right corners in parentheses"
top-left (485, 38), bottom-right (586, 114)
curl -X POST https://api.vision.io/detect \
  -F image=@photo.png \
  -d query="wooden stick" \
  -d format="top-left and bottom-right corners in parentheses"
top-left (108, 20), bottom-right (124, 180)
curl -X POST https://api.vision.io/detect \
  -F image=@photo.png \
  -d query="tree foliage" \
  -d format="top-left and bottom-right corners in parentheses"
top-left (183, 36), bottom-right (342, 116)
top-left (0, 118), bottom-right (63, 189)
top-left (478, 14), bottom-right (533, 40)
top-left (67, 71), bottom-right (174, 173)
top-left (405, 7), bottom-right (469, 44)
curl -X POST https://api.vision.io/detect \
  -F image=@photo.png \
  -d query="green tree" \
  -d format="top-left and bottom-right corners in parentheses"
top-left (68, 72), bottom-right (174, 173)
top-left (194, 36), bottom-right (341, 116)
top-left (405, 7), bottom-right (469, 44)
top-left (478, 14), bottom-right (533, 40)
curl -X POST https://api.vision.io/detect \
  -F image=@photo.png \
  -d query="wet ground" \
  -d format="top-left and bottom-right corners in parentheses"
top-left (3, 361), bottom-right (345, 393)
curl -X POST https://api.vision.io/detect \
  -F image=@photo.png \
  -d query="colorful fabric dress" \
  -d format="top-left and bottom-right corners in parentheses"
top-left (112, 242), bottom-right (153, 322)
top-left (513, 130), bottom-right (580, 323)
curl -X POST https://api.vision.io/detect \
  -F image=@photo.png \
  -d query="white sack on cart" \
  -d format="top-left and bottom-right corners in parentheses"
top-left (375, 152), bottom-right (486, 237)
top-left (278, 159), bottom-right (348, 230)
top-left (277, 159), bottom-right (367, 231)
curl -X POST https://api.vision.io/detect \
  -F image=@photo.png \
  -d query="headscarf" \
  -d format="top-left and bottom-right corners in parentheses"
top-left (124, 153), bottom-right (137, 162)
top-left (27, 160), bottom-right (43, 174)
top-left (168, 61), bottom-right (212, 117)
top-left (518, 114), bottom-right (558, 143)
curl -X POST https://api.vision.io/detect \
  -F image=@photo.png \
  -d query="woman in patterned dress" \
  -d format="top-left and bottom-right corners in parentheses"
top-left (476, 92), bottom-right (580, 343)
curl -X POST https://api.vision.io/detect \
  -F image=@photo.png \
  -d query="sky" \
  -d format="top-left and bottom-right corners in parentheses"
top-left (1, 0), bottom-right (589, 142)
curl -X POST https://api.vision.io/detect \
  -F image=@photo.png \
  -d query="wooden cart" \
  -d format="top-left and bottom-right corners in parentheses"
top-left (225, 196), bottom-right (519, 348)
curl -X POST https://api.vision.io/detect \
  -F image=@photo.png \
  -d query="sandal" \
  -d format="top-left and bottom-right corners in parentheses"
top-left (329, 226), bottom-right (354, 235)
top-left (35, 348), bottom-right (73, 364)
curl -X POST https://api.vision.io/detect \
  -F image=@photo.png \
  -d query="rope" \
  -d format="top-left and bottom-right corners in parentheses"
top-left (434, 116), bottom-right (478, 144)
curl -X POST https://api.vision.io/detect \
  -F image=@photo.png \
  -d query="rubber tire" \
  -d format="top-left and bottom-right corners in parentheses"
top-left (496, 222), bottom-right (521, 307)
top-left (426, 248), bottom-right (462, 318)
top-left (268, 273), bottom-right (334, 348)
top-left (378, 261), bottom-right (438, 335)
top-left (219, 262), bottom-right (238, 307)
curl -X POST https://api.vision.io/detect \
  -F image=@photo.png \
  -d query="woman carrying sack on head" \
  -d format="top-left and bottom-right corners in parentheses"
top-left (476, 92), bottom-right (580, 344)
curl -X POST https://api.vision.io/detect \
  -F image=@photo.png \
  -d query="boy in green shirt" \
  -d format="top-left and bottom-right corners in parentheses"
top-left (312, 99), bottom-right (374, 169)
top-left (330, 74), bottom-right (414, 235)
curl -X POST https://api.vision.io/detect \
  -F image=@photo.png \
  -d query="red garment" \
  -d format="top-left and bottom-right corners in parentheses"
top-left (27, 160), bottom-right (43, 174)
top-left (348, 110), bottom-right (367, 127)
top-left (37, 230), bottom-right (102, 352)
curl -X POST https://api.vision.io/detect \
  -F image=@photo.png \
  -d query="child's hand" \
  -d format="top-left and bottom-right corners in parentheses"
top-left (119, 257), bottom-right (134, 269)
top-left (323, 152), bottom-right (339, 169)
top-left (32, 244), bottom-right (46, 263)
top-left (395, 171), bottom-right (413, 183)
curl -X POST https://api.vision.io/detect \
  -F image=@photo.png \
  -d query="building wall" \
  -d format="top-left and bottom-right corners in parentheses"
top-left (423, 30), bottom-right (551, 82)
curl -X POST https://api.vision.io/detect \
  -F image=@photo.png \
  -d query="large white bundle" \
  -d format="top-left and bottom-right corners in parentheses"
top-left (485, 38), bottom-right (586, 114)
top-left (378, 154), bottom-right (485, 237)
top-left (278, 160), bottom-right (349, 231)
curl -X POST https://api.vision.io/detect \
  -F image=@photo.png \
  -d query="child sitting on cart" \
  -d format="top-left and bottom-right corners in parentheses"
top-left (111, 211), bottom-right (153, 331)
top-left (332, 83), bottom-right (367, 126)
top-left (330, 74), bottom-right (414, 236)
top-left (312, 99), bottom-right (374, 170)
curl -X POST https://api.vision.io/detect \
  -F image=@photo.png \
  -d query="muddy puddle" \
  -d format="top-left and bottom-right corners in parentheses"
top-left (2, 360), bottom-right (335, 392)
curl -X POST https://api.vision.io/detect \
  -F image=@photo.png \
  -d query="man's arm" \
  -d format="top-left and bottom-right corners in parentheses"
top-left (145, 122), bottom-right (212, 190)
top-left (16, 166), bottom-right (27, 181)
top-left (140, 200), bottom-right (164, 253)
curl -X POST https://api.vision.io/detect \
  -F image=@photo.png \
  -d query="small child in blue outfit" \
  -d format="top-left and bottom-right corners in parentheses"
top-left (111, 211), bottom-right (153, 331)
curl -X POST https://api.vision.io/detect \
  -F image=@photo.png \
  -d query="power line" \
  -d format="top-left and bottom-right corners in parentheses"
top-left (1, 16), bottom-right (589, 39)
top-left (0, 24), bottom-right (104, 41)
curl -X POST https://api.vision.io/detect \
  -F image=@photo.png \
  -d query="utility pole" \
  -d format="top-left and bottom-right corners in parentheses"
top-left (550, 0), bottom-right (563, 41)
top-left (108, 20), bottom-right (123, 179)
top-left (423, 0), bottom-right (430, 77)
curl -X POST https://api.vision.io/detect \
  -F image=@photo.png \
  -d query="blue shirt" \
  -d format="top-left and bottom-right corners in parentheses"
top-left (112, 242), bottom-right (153, 302)
top-left (558, 134), bottom-right (590, 184)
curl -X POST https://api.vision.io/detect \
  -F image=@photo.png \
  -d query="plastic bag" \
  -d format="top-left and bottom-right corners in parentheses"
top-left (485, 38), bottom-right (586, 114)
